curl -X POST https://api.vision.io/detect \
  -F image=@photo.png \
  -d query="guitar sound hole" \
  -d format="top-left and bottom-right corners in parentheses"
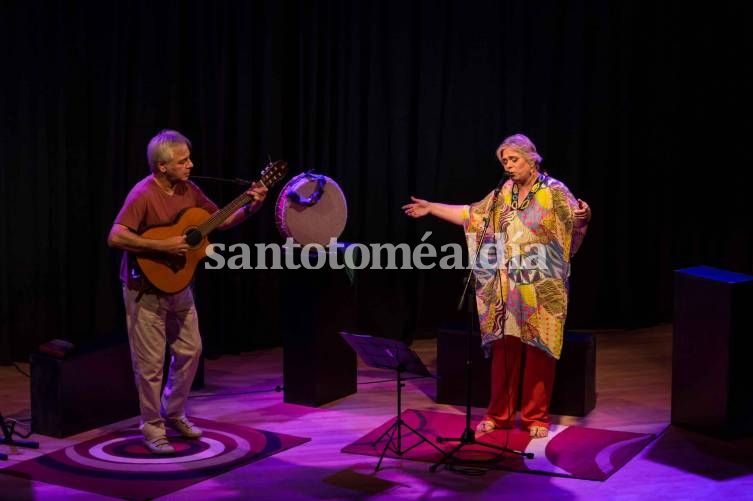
top-left (184, 228), bottom-right (203, 247)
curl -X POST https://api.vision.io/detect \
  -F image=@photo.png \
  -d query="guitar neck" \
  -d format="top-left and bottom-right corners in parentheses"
top-left (193, 160), bottom-right (286, 238)
top-left (197, 190), bottom-right (254, 236)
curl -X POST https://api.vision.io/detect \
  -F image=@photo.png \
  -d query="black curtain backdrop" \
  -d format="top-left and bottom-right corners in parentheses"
top-left (2, 0), bottom-right (751, 363)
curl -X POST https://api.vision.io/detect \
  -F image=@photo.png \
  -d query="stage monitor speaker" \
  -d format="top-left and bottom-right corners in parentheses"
top-left (436, 328), bottom-right (491, 408)
top-left (672, 266), bottom-right (753, 436)
top-left (32, 336), bottom-right (205, 438)
top-left (550, 331), bottom-right (596, 417)
top-left (280, 247), bottom-right (357, 406)
top-left (31, 340), bottom-right (139, 438)
top-left (436, 329), bottom-right (596, 417)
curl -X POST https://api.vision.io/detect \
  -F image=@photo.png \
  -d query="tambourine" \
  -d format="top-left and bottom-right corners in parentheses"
top-left (275, 171), bottom-right (348, 245)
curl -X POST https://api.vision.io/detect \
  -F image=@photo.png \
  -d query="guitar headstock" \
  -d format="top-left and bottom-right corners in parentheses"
top-left (260, 160), bottom-right (289, 188)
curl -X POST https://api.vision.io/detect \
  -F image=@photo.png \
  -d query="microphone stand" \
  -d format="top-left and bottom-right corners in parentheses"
top-left (191, 155), bottom-right (275, 187)
top-left (430, 179), bottom-right (533, 473)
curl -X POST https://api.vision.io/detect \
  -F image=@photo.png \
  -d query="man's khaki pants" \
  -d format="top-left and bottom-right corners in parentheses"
top-left (123, 285), bottom-right (202, 440)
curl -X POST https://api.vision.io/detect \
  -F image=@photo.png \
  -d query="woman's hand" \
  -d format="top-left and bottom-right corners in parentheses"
top-left (402, 196), bottom-right (432, 218)
top-left (574, 199), bottom-right (591, 227)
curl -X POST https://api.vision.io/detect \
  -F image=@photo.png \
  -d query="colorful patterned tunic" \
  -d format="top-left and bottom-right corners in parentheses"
top-left (462, 174), bottom-right (586, 359)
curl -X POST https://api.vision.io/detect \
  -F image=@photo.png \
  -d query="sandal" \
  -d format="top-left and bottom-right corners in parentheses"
top-left (475, 420), bottom-right (497, 434)
top-left (529, 426), bottom-right (549, 438)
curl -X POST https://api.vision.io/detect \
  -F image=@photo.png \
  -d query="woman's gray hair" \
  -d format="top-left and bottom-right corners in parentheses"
top-left (496, 133), bottom-right (543, 167)
top-left (147, 129), bottom-right (192, 172)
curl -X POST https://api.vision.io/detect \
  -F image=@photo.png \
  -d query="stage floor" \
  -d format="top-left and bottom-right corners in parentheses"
top-left (2, 324), bottom-right (752, 499)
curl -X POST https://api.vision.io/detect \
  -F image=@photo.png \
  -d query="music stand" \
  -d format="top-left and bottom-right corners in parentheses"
top-left (1, 411), bottom-right (39, 460)
top-left (340, 332), bottom-right (447, 471)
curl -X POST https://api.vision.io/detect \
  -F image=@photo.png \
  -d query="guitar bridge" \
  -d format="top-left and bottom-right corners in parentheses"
top-left (165, 255), bottom-right (186, 273)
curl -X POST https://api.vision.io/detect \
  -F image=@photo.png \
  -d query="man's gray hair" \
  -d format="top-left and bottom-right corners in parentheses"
top-left (147, 129), bottom-right (192, 172)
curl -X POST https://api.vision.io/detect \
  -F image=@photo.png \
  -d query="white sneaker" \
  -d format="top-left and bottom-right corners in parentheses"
top-left (166, 417), bottom-right (203, 439)
top-left (143, 436), bottom-right (176, 455)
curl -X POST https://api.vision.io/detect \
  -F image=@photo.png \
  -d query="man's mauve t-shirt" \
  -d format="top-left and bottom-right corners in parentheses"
top-left (113, 175), bottom-right (219, 284)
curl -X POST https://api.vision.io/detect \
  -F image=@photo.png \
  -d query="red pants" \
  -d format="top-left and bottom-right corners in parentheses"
top-left (485, 336), bottom-right (557, 430)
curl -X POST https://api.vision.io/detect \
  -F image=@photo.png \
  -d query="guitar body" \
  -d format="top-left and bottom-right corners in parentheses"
top-left (133, 160), bottom-right (288, 294)
top-left (136, 207), bottom-right (212, 294)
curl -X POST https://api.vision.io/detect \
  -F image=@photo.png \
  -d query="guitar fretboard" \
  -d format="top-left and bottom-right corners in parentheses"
top-left (197, 191), bottom-right (255, 237)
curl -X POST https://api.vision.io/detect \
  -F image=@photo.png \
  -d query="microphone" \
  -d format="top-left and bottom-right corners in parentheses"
top-left (495, 172), bottom-right (511, 192)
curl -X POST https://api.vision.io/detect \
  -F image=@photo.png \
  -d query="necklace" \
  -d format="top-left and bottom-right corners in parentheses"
top-left (511, 175), bottom-right (543, 210)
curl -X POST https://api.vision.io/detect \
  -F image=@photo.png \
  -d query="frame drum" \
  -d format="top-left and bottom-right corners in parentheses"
top-left (275, 172), bottom-right (348, 245)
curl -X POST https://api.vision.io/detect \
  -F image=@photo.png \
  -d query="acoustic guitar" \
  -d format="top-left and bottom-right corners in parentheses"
top-left (136, 160), bottom-right (288, 293)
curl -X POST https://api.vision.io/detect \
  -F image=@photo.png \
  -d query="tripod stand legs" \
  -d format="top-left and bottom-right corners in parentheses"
top-left (430, 430), bottom-right (533, 472)
top-left (1, 412), bottom-right (39, 460)
top-left (368, 367), bottom-right (447, 472)
top-left (372, 417), bottom-right (447, 471)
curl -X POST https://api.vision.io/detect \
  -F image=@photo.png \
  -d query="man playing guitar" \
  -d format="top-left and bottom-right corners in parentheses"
top-left (107, 129), bottom-right (268, 455)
